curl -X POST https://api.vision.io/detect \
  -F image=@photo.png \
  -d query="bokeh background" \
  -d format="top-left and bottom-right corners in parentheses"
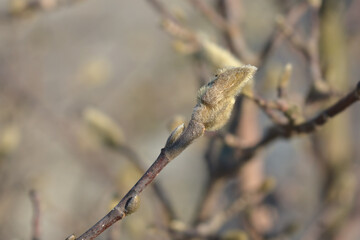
top-left (0, 0), bottom-right (359, 239)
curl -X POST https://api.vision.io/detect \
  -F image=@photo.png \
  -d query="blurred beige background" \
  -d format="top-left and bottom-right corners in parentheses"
top-left (0, 0), bottom-right (359, 239)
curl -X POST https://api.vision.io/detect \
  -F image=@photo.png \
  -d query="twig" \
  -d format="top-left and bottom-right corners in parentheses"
top-left (146, 0), bottom-right (178, 23)
top-left (72, 65), bottom-right (256, 240)
top-left (195, 189), bottom-right (264, 236)
top-left (257, 2), bottom-right (309, 65)
top-left (276, 16), bottom-right (309, 59)
top-left (146, 0), bottom-right (197, 44)
top-left (235, 81), bottom-right (360, 168)
top-left (114, 145), bottom-right (177, 220)
top-left (73, 120), bottom-right (204, 240)
top-left (217, 0), bottom-right (256, 63)
top-left (29, 190), bottom-right (41, 240)
top-left (188, 0), bottom-right (228, 30)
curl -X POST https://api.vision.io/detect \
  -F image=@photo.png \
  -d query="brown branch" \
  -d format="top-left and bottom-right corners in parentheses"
top-left (114, 144), bottom-right (177, 220)
top-left (71, 120), bottom-right (205, 240)
top-left (234, 81), bottom-right (360, 170)
top-left (29, 190), bottom-right (41, 240)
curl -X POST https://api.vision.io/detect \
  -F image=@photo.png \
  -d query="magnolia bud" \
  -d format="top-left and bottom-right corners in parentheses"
top-left (192, 65), bottom-right (257, 131)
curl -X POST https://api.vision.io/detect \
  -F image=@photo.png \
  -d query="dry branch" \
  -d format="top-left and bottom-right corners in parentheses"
top-left (235, 81), bottom-right (360, 168)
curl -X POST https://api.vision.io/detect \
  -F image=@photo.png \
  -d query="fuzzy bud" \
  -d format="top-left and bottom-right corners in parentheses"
top-left (192, 65), bottom-right (257, 131)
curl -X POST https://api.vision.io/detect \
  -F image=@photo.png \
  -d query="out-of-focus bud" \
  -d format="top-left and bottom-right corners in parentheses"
top-left (9, 0), bottom-right (27, 15)
top-left (192, 65), bottom-right (257, 131)
top-left (0, 124), bottom-right (21, 157)
top-left (40, 0), bottom-right (57, 10)
top-left (278, 63), bottom-right (292, 92)
top-left (83, 107), bottom-right (124, 146)
top-left (172, 40), bottom-right (197, 55)
top-left (308, 0), bottom-right (322, 8)
top-left (77, 58), bottom-right (111, 86)
top-left (169, 220), bottom-right (187, 232)
top-left (200, 37), bottom-right (243, 68)
top-left (221, 230), bottom-right (248, 240)
top-left (258, 177), bottom-right (276, 194)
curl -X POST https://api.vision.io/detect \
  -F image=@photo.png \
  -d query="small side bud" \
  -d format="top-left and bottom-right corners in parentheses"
top-left (167, 115), bottom-right (186, 132)
top-left (124, 195), bottom-right (140, 215)
top-left (65, 234), bottom-right (76, 240)
top-left (165, 123), bottom-right (185, 148)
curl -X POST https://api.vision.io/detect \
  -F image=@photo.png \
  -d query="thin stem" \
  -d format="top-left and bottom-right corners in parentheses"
top-left (73, 120), bottom-right (205, 240)
top-left (234, 81), bottom-right (360, 168)
top-left (115, 145), bottom-right (177, 220)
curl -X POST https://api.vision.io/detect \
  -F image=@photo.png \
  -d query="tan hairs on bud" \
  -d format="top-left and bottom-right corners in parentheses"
top-left (192, 65), bottom-right (257, 131)
top-left (83, 107), bottom-right (125, 146)
top-left (165, 123), bottom-right (185, 148)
